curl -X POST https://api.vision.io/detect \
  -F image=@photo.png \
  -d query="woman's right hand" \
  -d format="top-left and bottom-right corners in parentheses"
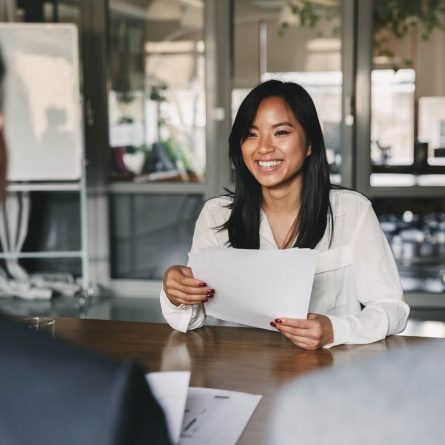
top-left (163, 265), bottom-right (215, 307)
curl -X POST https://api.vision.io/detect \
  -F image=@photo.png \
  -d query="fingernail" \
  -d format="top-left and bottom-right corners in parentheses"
top-left (206, 293), bottom-right (214, 298)
top-left (275, 319), bottom-right (282, 324)
top-left (207, 289), bottom-right (215, 295)
top-left (199, 282), bottom-right (206, 287)
top-left (270, 321), bottom-right (277, 328)
top-left (204, 298), bottom-right (209, 303)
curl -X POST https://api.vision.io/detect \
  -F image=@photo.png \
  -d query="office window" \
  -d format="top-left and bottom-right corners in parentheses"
top-left (371, 69), bottom-right (415, 166)
top-left (232, 0), bottom-right (342, 183)
top-left (370, 1), bottom-right (445, 186)
top-left (108, 0), bottom-right (206, 183)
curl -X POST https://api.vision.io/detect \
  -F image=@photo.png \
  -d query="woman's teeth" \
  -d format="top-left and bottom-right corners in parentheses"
top-left (258, 160), bottom-right (282, 168)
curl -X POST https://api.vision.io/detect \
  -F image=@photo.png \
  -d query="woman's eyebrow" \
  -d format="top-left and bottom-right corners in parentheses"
top-left (272, 121), bottom-right (295, 128)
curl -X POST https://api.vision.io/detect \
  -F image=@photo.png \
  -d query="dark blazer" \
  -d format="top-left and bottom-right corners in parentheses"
top-left (0, 314), bottom-right (171, 445)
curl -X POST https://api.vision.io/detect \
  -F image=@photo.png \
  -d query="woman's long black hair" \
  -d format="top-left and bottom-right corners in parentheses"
top-left (221, 79), bottom-right (333, 249)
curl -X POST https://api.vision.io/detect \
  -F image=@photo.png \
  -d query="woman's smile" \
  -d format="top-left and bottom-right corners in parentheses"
top-left (256, 159), bottom-right (283, 171)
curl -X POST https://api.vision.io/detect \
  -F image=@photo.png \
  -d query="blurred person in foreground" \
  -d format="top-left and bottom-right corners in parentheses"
top-left (265, 338), bottom-right (445, 445)
top-left (0, 49), bottom-right (171, 445)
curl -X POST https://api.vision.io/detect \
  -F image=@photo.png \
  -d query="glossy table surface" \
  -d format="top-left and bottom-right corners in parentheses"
top-left (53, 317), bottom-right (434, 444)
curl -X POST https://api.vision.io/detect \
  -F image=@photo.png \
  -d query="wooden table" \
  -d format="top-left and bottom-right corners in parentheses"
top-left (54, 317), bottom-right (433, 444)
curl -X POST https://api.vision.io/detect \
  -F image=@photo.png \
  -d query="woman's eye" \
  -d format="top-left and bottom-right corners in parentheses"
top-left (275, 130), bottom-right (290, 136)
top-left (246, 131), bottom-right (257, 138)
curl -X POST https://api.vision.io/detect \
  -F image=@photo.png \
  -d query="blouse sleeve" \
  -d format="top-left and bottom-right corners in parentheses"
top-left (325, 201), bottom-right (410, 347)
top-left (160, 200), bottom-right (223, 332)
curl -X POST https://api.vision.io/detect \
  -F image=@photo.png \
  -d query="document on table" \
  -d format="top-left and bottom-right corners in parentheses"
top-left (179, 388), bottom-right (262, 445)
top-left (146, 371), bottom-right (190, 444)
top-left (146, 371), bottom-right (262, 445)
top-left (189, 247), bottom-right (318, 330)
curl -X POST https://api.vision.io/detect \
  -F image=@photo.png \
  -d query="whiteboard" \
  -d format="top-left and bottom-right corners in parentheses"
top-left (0, 24), bottom-right (83, 181)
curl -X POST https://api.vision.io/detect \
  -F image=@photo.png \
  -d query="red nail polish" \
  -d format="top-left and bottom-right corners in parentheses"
top-left (270, 321), bottom-right (277, 328)
top-left (204, 298), bottom-right (209, 303)
top-left (199, 282), bottom-right (206, 287)
top-left (275, 319), bottom-right (282, 324)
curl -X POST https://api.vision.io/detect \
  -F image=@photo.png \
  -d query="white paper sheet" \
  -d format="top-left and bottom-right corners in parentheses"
top-left (179, 388), bottom-right (262, 445)
top-left (146, 371), bottom-right (190, 444)
top-left (189, 247), bottom-right (317, 330)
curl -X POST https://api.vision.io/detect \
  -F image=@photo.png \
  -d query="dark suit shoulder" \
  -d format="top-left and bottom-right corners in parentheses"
top-left (0, 314), bottom-right (171, 445)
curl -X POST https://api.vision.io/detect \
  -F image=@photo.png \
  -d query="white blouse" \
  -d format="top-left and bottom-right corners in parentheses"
top-left (160, 189), bottom-right (410, 348)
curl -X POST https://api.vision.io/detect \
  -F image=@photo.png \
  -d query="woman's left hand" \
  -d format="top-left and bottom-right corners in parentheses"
top-left (270, 313), bottom-right (334, 350)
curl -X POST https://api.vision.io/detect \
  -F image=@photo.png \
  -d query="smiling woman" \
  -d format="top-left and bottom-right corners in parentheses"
top-left (240, 96), bottom-right (310, 249)
top-left (160, 79), bottom-right (410, 351)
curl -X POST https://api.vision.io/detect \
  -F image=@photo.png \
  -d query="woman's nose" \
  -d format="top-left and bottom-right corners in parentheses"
top-left (257, 136), bottom-right (275, 154)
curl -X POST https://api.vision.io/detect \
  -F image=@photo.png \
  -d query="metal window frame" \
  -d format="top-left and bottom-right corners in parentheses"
top-left (354, 0), bottom-right (373, 196)
top-left (80, 0), bottom-right (111, 290)
top-left (340, 0), bottom-right (357, 189)
top-left (80, 0), bottom-right (233, 297)
top-left (356, 0), bottom-right (445, 199)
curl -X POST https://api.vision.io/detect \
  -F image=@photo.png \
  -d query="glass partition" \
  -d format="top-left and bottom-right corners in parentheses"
top-left (108, 0), bottom-right (206, 183)
top-left (232, 0), bottom-right (342, 183)
top-left (370, 2), bottom-right (445, 187)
